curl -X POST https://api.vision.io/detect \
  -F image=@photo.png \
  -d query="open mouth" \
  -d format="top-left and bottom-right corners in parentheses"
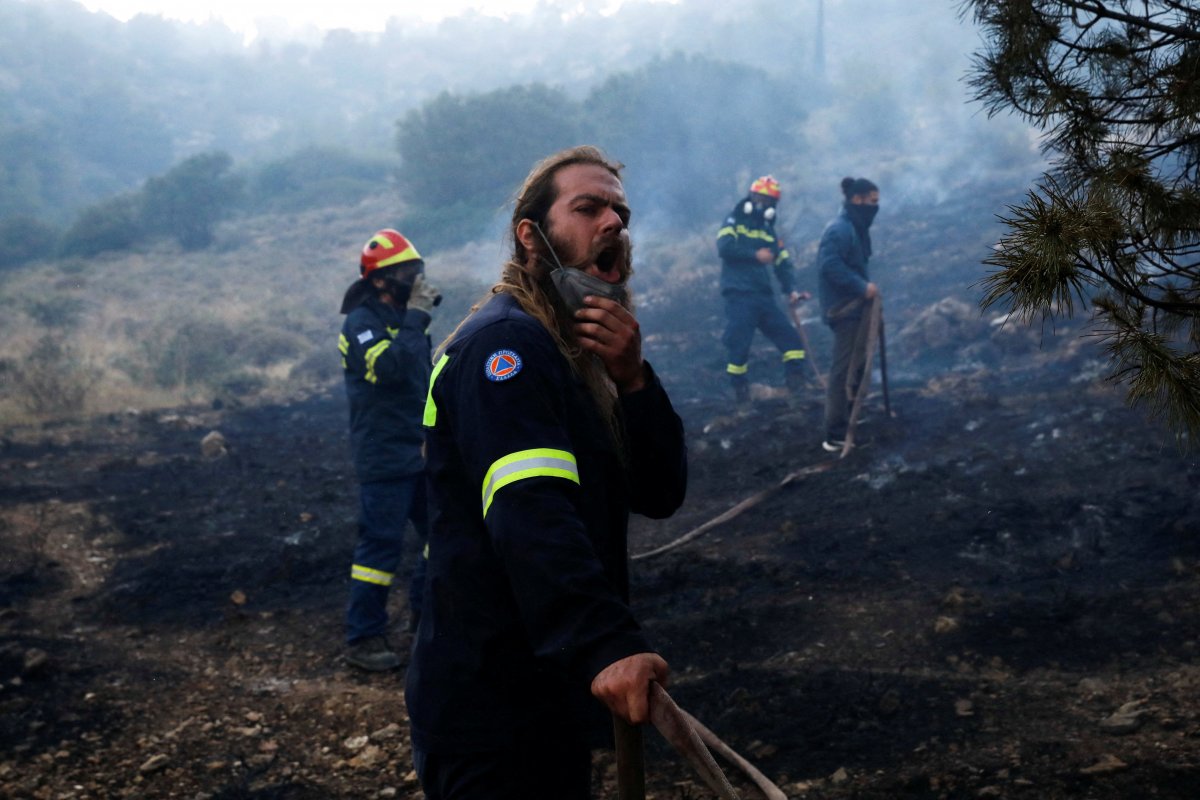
top-left (593, 239), bottom-right (624, 278)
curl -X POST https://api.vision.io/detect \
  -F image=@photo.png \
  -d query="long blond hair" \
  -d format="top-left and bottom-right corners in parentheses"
top-left (438, 146), bottom-right (633, 434)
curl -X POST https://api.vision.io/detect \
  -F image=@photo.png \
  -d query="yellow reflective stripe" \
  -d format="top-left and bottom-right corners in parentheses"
top-left (481, 448), bottom-right (579, 519)
top-left (776, 247), bottom-right (791, 263)
top-left (717, 225), bottom-right (736, 238)
top-left (726, 363), bottom-right (749, 375)
top-left (782, 350), bottom-right (806, 362)
top-left (338, 333), bottom-right (349, 356)
top-left (734, 225), bottom-right (775, 243)
top-left (364, 338), bottom-right (392, 384)
top-left (351, 564), bottom-right (394, 586)
top-left (423, 354), bottom-right (450, 427)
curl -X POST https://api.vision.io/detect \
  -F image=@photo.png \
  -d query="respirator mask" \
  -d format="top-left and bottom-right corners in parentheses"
top-left (743, 199), bottom-right (776, 221)
top-left (531, 223), bottom-right (628, 311)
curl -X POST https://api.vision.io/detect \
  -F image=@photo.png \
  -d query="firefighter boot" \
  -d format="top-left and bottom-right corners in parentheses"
top-left (346, 635), bottom-right (402, 671)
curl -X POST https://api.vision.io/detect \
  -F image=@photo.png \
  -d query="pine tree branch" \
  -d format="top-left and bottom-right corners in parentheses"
top-left (1056, 0), bottom-right (1200, 41)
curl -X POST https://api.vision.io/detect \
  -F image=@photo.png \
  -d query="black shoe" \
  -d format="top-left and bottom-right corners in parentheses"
top-left (346, 635), bottom-right (401, 671)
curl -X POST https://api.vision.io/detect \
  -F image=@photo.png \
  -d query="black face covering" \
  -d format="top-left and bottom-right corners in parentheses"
top-left (846, 202), bottom-right (878, 230)
top-left (384, 275), bottom-right (414, 306)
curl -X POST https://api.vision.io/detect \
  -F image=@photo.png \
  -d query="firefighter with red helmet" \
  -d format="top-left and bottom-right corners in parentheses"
top-left (338, 228), bottom-right (441, 670)
top-left (716, 175), bottom-right (811, 404)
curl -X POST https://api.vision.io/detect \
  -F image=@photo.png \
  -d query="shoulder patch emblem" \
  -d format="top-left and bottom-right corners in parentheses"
top-left (484, 349), bottom-right (522, 382)
top-left (357, 330), bottom-right (375, 345)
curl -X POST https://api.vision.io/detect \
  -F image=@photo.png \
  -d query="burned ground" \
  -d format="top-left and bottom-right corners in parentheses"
top-left (2, 218), bottom-right (1200, 798)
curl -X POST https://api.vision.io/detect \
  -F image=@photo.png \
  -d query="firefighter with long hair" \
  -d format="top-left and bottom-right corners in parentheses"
top-left (406, 146), bottom-right (688, 798)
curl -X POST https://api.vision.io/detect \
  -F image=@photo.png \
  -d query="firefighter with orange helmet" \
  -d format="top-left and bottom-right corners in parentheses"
top-left (338, 228), bottom-right (441, 670)
top-left (716, 175), bottom-right (811, 404)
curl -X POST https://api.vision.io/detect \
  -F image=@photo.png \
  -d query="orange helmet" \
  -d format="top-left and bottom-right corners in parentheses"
top-left (360, 229), bottom-right (423, 278)
top-left (749, 175), bottom-right (782, 200)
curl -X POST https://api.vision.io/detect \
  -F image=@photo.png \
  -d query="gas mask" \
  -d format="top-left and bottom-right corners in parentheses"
top-left (531, 223), bottom-right (628, 311)
top-left (743, 199), bottom-right (777, 221)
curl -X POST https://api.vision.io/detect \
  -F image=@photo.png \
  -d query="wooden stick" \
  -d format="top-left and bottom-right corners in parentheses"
top-left (840, 295), bottom-right (882, 459)
top-left (613, 715), bottom-right (646, 800)
top-left (787, 301), bottom-right (826, 389)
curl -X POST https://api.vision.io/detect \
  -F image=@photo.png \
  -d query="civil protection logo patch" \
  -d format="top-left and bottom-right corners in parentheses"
top-left (484, 349), bottom-right (522, 382)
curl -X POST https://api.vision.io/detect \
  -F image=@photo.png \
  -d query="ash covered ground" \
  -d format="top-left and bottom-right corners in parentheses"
top-left (3, 205), bottom-right (1200, 798)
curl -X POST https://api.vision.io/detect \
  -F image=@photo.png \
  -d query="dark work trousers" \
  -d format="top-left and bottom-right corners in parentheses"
top-left (722, 292), bottom-right (806, 388)
top-left (823, 314), bottom-right (868, 441)
top-left (345, 475), bottom-right (428, 643)
top-left (413, 740), bottom-right (592, 800)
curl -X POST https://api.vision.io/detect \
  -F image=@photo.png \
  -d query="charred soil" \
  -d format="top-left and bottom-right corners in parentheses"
top-left (2, 311), bottom-right (1200, 799)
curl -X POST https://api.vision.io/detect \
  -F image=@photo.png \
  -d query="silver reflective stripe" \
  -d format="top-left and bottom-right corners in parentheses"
top-left (481, 449), bottom-right (579, 518)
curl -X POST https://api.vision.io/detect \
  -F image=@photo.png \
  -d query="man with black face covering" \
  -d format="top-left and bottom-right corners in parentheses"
top-left (817, 177), bottom-right (881, 452)
top-left (406, 146), bottom-right (687, 798)
top-left (338, 228), bottom-right (441, 670)
top-left (716, 175), bottom-right (811, 405)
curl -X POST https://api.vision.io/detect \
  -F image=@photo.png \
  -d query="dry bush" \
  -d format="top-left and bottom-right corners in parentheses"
top-left (1, 340), bottom-right (97, 416)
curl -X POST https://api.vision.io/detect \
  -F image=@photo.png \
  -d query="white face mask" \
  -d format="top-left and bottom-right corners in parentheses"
top-left (532, 223), bottom-right (628, 311)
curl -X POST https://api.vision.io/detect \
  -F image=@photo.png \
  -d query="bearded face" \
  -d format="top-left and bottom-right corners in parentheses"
top-left (542, 221), bottom-right (633, 288)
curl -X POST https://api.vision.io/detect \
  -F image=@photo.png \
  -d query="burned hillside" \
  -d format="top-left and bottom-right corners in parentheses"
top-left (2, 185), bottom-right (1199, 799)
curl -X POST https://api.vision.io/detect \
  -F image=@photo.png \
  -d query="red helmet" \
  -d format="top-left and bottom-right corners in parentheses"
top-left (360, 229), bottom-right (423, 278)
top-left (749, 175), bottom-right (782, 200)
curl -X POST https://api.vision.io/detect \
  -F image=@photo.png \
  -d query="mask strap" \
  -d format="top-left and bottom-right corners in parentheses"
top-left (530, 222), bottom-right (571, 273)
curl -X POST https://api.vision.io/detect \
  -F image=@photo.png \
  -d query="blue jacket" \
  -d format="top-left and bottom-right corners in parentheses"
top-left (406, 292), bottom-right (687, 753)
top-left (339, 294), bottom-right (431, 482)
top-left (716, 199), bottom-right (797, 295)
top-left (817, 205), bottom-right (871, 323)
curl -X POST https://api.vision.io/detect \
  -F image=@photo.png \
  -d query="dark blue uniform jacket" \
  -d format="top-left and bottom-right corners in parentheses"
top-left (716, 199), bottom-right (797, 295)
top-left (406, 292), bottom-right (687, 753)
top-left (339, 295), bottom-right (431, 482)
top-left (817, 205), bottom-right (872, 322)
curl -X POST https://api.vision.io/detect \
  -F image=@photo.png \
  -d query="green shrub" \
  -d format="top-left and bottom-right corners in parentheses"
top-left (59, 194), bottom-right (143, 257)
top-left (247, 147), bottom-right (394, 213)
top-left (0, 216), bottom-right (58, 269)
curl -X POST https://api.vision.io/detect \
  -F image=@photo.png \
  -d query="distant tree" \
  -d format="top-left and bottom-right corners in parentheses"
top-left (965, 1), bottom-right (1200, 440)
top-left (64, 85), bottom-right (174, 185)
top-left (0, 215), bottom-right (58, 269)
top-left (247, 147), bottom-right (395, 213)
top-left (395, 84), bottom-right (581, 243)
top-left (583, 53), bottom-right (806, 227)
top-left (141, 152), bottom-right (243, 250)
top-left (0, 126), bottom-right (72, 221)
top-left (59, 194), bottom-right (143, 257)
